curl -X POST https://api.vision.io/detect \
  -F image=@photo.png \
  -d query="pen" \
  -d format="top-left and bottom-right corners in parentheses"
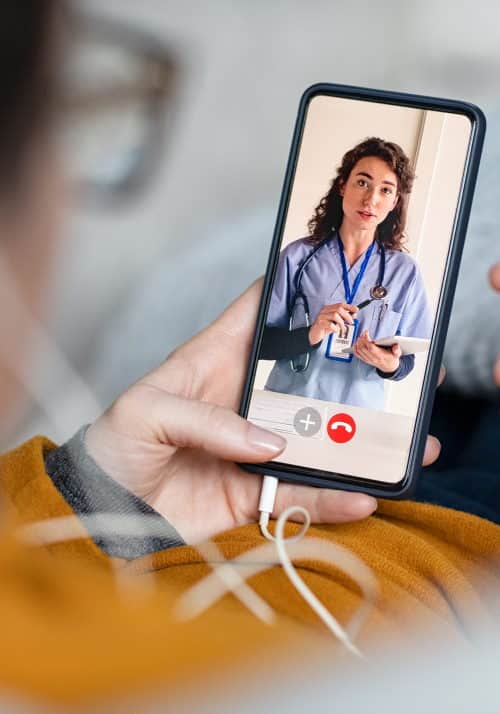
top-left (355, 299), bottom-right (387, 323)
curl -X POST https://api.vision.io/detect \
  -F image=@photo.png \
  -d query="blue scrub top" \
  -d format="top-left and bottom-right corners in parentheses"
top-left (264, 234), bottom-right (433, 409)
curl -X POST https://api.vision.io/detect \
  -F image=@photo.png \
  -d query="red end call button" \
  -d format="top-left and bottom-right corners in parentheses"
top-left (326, 413), bottom-right (356, 444)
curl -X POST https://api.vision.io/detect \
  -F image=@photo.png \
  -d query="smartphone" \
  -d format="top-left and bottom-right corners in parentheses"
top-left (239, 83), bottom-right (485, 498)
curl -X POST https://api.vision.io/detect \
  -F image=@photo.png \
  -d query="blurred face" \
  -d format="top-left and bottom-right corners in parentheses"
top-left (0, 12), bottom-right (176, 443)
top-left (0, 137), bottom-right (64, 438)
top-left (340, 156), bottom-right (399, 232)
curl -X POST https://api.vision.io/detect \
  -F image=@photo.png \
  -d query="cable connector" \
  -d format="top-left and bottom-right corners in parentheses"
top-left (258, 474), bottom-right (309, 543)
top-left (258, 475), bottom-right (278, 541)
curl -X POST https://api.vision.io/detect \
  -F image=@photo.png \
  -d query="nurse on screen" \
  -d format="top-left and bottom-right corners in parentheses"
top-left (263, 137), bottom-right (432, 410)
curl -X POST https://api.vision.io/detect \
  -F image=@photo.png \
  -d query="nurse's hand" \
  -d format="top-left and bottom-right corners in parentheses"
top-left (353, 330), bottom-right (401, 373)
top-left (85, 281), bottom-right (439, 545)
top-left (308, 302), bottom-right (359, 344)
top-left (489, 263), bottom-right (500, 385)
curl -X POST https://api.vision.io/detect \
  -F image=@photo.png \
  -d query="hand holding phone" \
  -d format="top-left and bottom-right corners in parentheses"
top-left (86, 280), bottom-right (383, 544)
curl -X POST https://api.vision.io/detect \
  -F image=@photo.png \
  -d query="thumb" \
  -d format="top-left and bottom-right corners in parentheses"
top-left (392, 344), bottom-right (402, 357)
top-left (148, 390), bottom-right (287, 462)
top-left (494, 357), bottom-right (500, 386)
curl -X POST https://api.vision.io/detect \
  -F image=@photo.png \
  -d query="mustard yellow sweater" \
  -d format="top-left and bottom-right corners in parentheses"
top-left (0, 436), bottom-right (499, 705)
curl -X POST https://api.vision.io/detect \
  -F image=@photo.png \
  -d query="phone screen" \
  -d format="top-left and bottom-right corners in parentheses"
top-left (244, 89), bottom-right (478, 488)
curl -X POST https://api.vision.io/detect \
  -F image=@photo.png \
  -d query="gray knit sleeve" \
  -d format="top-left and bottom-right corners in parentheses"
top-left (44, 426), bottom-right (185, 559)
top-left (444, 111), bottom-right (500, 398)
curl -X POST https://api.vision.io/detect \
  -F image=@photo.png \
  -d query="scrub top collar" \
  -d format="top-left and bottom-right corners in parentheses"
top-left (326, 229), bottom-right (383, 274)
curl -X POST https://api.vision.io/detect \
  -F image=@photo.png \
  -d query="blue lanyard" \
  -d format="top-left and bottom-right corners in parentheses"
top-left (337, 236), bottom-right (375, 304)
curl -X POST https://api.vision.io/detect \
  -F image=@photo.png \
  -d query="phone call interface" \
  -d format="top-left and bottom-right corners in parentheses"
top-left (247, 93), bottom-right (473, 484)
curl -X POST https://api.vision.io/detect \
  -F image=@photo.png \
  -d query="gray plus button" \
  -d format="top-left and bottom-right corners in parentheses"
top-left (293, 407), bottom-right (322, 437)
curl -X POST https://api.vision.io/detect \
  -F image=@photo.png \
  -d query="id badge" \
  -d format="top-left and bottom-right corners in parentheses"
top-left (325, 319), bottom-right (359, 363)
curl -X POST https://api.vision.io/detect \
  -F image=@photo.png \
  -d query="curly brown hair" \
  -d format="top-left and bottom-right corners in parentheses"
top-left (306, 137), bottom-right (415, 251)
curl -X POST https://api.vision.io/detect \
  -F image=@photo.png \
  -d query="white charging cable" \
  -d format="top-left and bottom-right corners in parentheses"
top-left (258, 474), bottom-right (364, 657)
top-left (17, 479), bottom-right (372, 658)
top-left (258, 475), bottom-right (279, 539)
top-left (259, 474), bottom-right (310, 542)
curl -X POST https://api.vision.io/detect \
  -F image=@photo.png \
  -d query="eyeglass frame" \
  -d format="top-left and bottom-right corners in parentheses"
top-left (62, 11), bottom-right (179, 206)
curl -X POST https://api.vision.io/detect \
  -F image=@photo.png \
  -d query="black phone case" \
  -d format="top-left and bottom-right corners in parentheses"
top-left (238, 82), bottom-right (486, 499)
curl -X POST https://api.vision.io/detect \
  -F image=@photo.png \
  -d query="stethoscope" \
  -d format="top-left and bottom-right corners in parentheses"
top-left (289, 233), bottom-right (387, 372)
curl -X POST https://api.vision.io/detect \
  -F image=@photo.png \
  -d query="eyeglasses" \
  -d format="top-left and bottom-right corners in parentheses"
top-left (61, 12), bottom-right (178, 206)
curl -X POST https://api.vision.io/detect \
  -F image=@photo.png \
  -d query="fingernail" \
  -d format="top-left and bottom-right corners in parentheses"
top-left (247, 424), bottom-right (286, 453)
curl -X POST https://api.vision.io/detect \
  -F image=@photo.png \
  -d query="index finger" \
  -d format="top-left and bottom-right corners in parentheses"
top-left (322, 303), bottom-right (358, 314)
top-left (153, 279), bottom-right (264, 400)
top-left (275, 483), bottom-right (377, 523)
top-left (213, 277), bottom-right (264, 339)
top-left (423, 435), bottom-right (441, 467)
top-left (489, 263), bottom-right (500, 292)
